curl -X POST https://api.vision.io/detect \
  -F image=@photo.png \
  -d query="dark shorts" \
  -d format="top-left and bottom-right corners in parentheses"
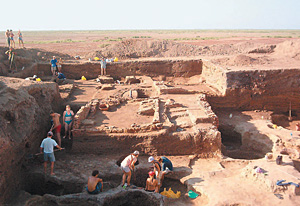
top-left (162, 161), bottom-right (173, 171)
top-left (146, 189), bottom-right (155, 192)
top-left (44, 152), bottom-right (55, 162)
top-left (55, 124), bottom-right (62, 133)
top-left (87, 182), bottom-right (102, 194)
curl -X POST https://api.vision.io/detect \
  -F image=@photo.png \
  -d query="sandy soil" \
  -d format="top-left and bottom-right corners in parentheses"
top-left (1, 30), bottom-right (300, 71)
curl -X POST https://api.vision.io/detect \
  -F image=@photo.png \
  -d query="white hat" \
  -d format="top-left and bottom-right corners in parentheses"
top-left (148, 156), bottom-right (154, 163)
top-left (133, 151), bottom-right (139, 155)
top-left (47, 131), bottom-right (53, 136)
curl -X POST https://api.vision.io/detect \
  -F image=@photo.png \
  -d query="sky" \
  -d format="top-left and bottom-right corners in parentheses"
top-left (0, 0), bottom-right (299, 31)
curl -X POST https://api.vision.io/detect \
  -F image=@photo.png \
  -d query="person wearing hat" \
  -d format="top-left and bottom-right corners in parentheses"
top-left (148, 156), bottom-right (162, 189)
top-left (145, 171), bottom-right (158, 192)
top-left (120, 151), bottom-right (139, 187)
top-left (50, 56), bottom-right (58, 76)
top-left (40, 131), bottom-right (63, 175)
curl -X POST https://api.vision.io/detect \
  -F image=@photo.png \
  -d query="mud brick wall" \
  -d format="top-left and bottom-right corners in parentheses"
top-left (73, 103), bottom-right (91, 129)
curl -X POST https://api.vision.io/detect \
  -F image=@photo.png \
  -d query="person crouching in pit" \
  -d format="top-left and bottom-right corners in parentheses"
top-left (87, 170), bottom-right (103, 194)
top-left (145, 171), bottom-right (158, 192)
top-left (120, 151), bottom-right (139, 188)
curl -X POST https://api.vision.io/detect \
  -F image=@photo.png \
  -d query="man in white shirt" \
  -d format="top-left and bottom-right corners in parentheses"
top-left (40, 131), bottom-right (63, 175)
top-left (120, 151), bottom-right (139, 187)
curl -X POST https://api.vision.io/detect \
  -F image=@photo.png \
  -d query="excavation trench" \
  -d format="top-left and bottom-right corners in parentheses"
top-left (22, 168), bottom-right (186, 205)
top-left (219, 124), bottom-right (273, 160)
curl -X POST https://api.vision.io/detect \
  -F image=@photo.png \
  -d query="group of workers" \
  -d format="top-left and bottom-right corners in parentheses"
top-left (50, 56), bottom-right (65, 79)
top-left (5, 29), bottom-right (24, 48)
top-left (86, 151), bottom-right (173, 195)
top-left (40, 106), bottom-right (74, 174)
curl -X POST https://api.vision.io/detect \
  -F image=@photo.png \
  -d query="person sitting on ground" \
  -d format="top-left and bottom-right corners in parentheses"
top-left (100, 57), bottom-right (107, 76)
top-left (148, 156), bottom-right (162, 190)
top-left (145, 171), bottom-right (158, 192)
top-left (158, 156), bottom-right (173, 181)
top-left (10, 30), bottom-right (15, 48)
top-left (63, 105), bottom-right (74, 139)
top-left (40, 131), bottom-right (63, 175)
top-left (50, 56), bottom-right (58, 76)
top-left (18, 30), bottom-right (24, 48)
top-left (120, 151), bottom-right (139, 187)
top-left (50, 111), bottom-right (62, 146)
top-left (87, 170), bottom-right (103, 194)
top-left (5, 29), bottom-right (10, 47)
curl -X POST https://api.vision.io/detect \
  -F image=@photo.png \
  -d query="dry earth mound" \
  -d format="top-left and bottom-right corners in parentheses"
top-left (274, 39), bottom-right (300, 60)
top-left (0, 77), bottom-right (61, 203)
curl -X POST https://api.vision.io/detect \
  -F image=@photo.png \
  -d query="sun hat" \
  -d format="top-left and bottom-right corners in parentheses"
top-left (188, 190), bottom-right (199, 199)
top-left (148, 156), bottom-right (154, 163)
top-left (148, 171), bottom-right (155, 176)
top-left (133, 151), bottom-right (139, 155)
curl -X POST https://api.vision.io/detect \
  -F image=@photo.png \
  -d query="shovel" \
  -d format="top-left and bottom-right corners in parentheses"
top-left (26, 148), bottom-right (65, 160)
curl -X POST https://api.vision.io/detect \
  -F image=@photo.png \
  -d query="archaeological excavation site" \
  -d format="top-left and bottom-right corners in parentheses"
top-left (1, 33), bottom-right (300, 206)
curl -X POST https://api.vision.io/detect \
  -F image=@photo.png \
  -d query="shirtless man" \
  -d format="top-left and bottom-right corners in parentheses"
top-left (87, 170), bottom-right (103, 194)
top-left (5, 29), bottom-right (10, 47)
top-left (145, 171), bottom-right (158, 192)
top-left (50, 111), bottom-right (62, 146)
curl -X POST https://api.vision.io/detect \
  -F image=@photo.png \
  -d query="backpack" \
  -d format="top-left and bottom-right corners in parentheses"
top-left (116, 154), bottom-right (139, 167)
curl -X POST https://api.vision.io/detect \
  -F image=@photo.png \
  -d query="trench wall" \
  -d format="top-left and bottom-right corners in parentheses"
top-left (71, 129), bottom-right (221, 157)
top-left (16, 59), bottom-right (202, 79)
top-left (202, 61), bottom-right (300, 112)
top-left (0, 77), bottom-right (61, 204)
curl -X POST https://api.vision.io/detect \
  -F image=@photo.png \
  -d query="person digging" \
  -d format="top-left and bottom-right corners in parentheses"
top-left (120, 151), bottom-right (139, 188)
top-left (40, 131), bottom-right (63, 175)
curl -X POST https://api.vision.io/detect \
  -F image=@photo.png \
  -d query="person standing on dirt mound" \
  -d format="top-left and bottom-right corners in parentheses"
top-left (9, 30), bottom-right (15, 48)
top-left (120, 151), bottom-right (139, 188)
top-left (100, 57), bottom-right (107, 76)
top-left (50, 111), bottom-right (62, 146)
top-left (18, 30), bottom-right (24, 48)
top-left (87, 170), bottom-right (103, 194)
top-left (50, 56), bottom-right (58, 76)
top-left (5, 29), bottom-right (10, 47)
top-left (40, 131), bottom-right (63, 175)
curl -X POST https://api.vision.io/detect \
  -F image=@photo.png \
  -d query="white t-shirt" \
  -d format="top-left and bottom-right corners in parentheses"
top-left (121, 155), bottom-right (137, 167)
top-left (40, 137), bottom-right (58, 153)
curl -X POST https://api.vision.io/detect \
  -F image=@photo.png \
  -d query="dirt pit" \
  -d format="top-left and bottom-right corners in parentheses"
top-left (23, 173), bottom-right (84, 196)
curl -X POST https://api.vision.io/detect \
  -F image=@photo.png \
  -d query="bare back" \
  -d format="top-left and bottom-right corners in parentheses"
top-left (87, 176), bottom-right (102, 191)
top-left (146, 177), bottom-right (158, 191)
top-left (51, 113), bottom-right (61, 127)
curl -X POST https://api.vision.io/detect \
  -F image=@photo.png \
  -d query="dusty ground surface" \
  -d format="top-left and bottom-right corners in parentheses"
top-left (1, 30), bottom-right (300, 205)
top-left (1, 30), bottom-right (300, 69)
